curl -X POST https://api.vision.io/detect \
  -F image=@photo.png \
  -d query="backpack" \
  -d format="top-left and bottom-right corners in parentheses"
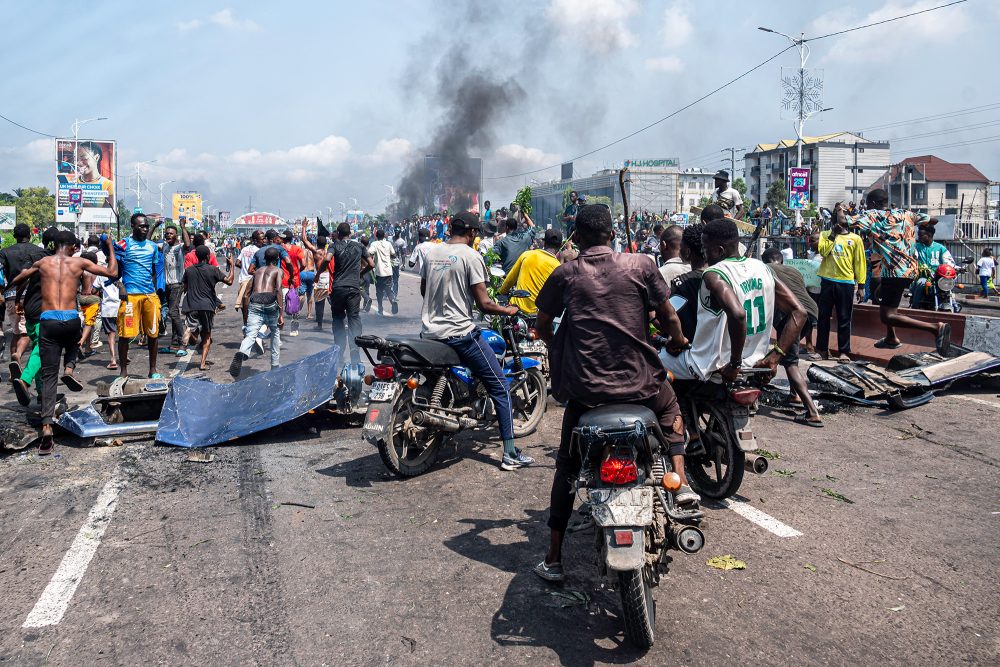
top-left (285, 286), bottom-right (301, 315)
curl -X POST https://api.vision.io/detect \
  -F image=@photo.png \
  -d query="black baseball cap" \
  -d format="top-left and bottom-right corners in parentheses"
top-left (451, 211), bottom-right (482, 231)
top-left (543, 228), bottom-right (563, 246)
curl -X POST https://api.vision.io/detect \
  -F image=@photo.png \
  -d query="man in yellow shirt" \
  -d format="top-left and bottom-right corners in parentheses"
top-left (499, 228), bottom-right (562, 314)
top-left (815, 207), bottom-right (866, 359)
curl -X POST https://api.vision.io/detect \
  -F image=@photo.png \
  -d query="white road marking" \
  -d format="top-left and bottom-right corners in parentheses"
top-left (169, 347), bottom-right (194, 378)
top-left (719, 498), bottom-right (803, 538)
top-left (946, 394), bottom-right (1000, 410)
top-left (23, 473), bottom-right (127, 628)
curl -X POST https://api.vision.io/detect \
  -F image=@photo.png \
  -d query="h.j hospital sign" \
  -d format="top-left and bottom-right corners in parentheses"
top-left (623, 158), bottom-right (680, 168)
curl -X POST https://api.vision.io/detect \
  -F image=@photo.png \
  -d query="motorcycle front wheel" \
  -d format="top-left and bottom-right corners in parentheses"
top-left (618, 566), bottom-right (656, 650)
top-left (685, 403), bottom-right (745, 499)
top-left (378, 394), bottom-right (445, 477)
top-left (511, 368), bottom-right (547, 437)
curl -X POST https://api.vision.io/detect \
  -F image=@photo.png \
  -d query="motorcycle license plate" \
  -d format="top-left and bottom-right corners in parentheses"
top-left (519, 341), bottom-right (547, 354)
top-left (590, 487), bottom-right (654, 527)
top-left (369, 381), bottom-right (398, 402)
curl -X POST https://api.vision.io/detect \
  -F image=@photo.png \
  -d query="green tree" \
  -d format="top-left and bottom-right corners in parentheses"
top-left (766, 179), bottom-right (790, 215)
top-left (697, 195), bottom-right (713, 209)
top-left (115, 198), bottom-right (130, 236)
top-left (513, 186), bottom-right (532, 216)
top-left (732, 177), bottom-right (747, 198)
top-left (13, 186), bottom-right (55, 230)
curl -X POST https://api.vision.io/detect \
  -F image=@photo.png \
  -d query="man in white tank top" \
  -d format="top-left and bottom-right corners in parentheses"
top-left (661, 211), bottom-right (806, 381)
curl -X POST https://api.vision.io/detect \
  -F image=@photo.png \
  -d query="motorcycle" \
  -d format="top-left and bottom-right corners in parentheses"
top-left (654, 335), bottom-right (770, 499)
top-left (672, 371), bottom-right (771, 499)
top-left (572, 405), bottom-right (704, 649)
top-left (910, 258), bottom-right (973, 313)
top-left (355, 313), bottom-right (547, 477)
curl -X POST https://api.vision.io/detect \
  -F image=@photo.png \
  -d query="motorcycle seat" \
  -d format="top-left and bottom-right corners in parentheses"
top-left (385, 335), bottom-right (461, 367)
top-left (576, 404), bottom-right (660, 433)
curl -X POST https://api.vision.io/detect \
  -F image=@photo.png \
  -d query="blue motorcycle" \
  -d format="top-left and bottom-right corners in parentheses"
top-left (354, 306), bottom-right (547, 477)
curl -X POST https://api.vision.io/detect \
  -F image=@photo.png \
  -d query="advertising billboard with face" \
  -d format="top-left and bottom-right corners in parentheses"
top-left (424, 156), bottom-right (482, 214)
top-left (55, 139), bottom-right (117, 224)
top-left (172, 192), bottom-right (203, 224)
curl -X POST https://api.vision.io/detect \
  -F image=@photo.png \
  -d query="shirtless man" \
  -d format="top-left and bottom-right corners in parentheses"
top-left (298, 220), bottom-right (318, 320)
top-left (229, 247), bottom-right (284, 377)
top-left (12, 232), bottom-right (118, 454)
top-left (301, 219), bottom-right (330, 328)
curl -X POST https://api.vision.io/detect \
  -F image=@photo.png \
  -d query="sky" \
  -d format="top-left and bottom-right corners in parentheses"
top-left (2, 0), bottom-right (997, 221)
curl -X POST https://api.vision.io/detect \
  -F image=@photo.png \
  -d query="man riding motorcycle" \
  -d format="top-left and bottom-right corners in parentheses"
top-left (911, 221), bottom-right (955, 309)
top-left (530, 204), bottom-right (690, 583)
top-left (659, 207), bottom-right (806, 383)
top-left (419, 211), bottom-right (534, 472)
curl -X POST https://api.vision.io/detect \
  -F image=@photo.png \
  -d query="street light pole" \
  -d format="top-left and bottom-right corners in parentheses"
top-left (158, 180), bottom-right (175, 217)
top-left (70, 116), bottom-right (107, 237)
top-left (133, 159), bottom-right (157, 212)
top-left (759, 27), bottom-right (809, 168)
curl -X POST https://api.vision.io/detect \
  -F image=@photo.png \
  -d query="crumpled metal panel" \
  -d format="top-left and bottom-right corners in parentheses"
top-left (590, 487), bottom-right (654, 527)
top-left (156, 344), bottom-right (341, 448)
top-left (57, 403), bottom-right (159, 437)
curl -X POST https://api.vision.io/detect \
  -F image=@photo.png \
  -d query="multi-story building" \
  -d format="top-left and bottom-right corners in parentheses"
top-left (744, 131), bottom-right (890, 210)
top-left (677, 167), bottom-right (716, 211)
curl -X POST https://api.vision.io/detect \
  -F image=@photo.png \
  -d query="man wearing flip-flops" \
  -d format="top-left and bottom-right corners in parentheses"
top-left (837, 189), bottom-right (951, 354)
top-left (114, 213), bottom-right (166, 379)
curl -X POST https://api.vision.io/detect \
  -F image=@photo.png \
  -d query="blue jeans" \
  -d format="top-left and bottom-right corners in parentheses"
top-left (982, 276), bottom-right (990, 297)
top-left (443, 329), bottom-right (514, 441)
top-left (240, 302), bottom-right (281, 368)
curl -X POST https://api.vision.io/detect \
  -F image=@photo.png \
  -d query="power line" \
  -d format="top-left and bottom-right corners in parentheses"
top-left (485, 44), bottom-right (796, 181)
top-left (802, 0), bottom-right (968, 42)
top-left (858, 102), bottom-right (1000, 133)
top-left (0, 112), bottom-right (58, 138)
top-left (888, 118), bottom-right (1000, 143)
top-left (892, 134), bottom-right (1000, 153)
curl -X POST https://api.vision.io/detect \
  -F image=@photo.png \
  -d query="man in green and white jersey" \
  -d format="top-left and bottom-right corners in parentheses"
top-left (661, 210), bottom-right (805, 382)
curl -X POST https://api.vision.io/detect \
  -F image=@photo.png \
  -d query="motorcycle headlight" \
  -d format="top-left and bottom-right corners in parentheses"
top-left (937, 277), bottom-right (956, 292)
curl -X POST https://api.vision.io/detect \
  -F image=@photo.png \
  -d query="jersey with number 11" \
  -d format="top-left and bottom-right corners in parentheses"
top-left (690, 256), bottom-right (775, 378)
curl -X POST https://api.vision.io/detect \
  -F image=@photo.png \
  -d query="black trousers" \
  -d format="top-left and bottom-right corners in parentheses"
top-left (816, 278), bottom-right (855, 355)
top-left (166, 283), bottom-right (185, 345)
top-left (547, 383), bottom-right (684, 533)
top-left (329, 287), bottom-right (362, 363)
top-left (39, 318), bottom-right (81, 425)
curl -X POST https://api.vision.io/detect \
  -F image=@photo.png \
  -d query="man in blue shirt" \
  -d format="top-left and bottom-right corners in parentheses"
top-left (114, 213), bottom-right (164, 378)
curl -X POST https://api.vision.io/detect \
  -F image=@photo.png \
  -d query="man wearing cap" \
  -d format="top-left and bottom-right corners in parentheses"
top-left (420, 211), bottom-right (534, 471)
top-left (499, 228), bottom-right (562, 315)
top-left (712, 170), bottom-right (745, 220)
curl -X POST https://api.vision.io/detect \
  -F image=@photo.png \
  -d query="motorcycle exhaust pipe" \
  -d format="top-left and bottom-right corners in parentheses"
top-left (410, 410), bottom-right (477, 433)
top-left (744, 452), bottom-right (769, 475)
top-left (669, 524), bottom-right (705, 554)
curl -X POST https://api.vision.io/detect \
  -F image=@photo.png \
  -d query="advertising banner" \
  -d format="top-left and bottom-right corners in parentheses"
top-left (423, 156), bottom-right (482, 214)
top-left (172, 192), bottom-right (203, 224)
top-left (55, 139), bottom-right (117, 224)
top-left (218, 210), bottom-right (231, 227)
top-left (787, 167), bottom-right (810, 210)
top-left (232, 212), bottom-right (285, 231)
top-left (0, 205), bottom-right (15, 231)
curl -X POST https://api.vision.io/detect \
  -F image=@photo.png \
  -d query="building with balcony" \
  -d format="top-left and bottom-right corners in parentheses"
top-left (677, 167), bottom-right (716, 211)
top-left (744, 132), bottom-right (890, 210)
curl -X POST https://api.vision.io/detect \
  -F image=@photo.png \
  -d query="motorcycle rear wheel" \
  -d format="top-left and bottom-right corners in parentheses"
top-left (378, 395), bottom-right (444, 477)
top-left (685, 403), bottom-right (745, 499)
top-left (511, 368), bottom-right (547, 437)
top-left (618, 566), bottom-right (656, 650)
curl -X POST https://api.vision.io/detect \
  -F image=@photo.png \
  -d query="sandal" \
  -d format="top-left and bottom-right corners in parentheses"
top-left (8, 360), bottom-right (22, 380)
top-left (794, 412), bottom-right (824, 428)
top-left (106, 362), bottom-right (119, 370)
top-left (61, 374), bottom-right (84, 392)
top-left (11, 378), bottom-right (31, 406)
top-left (873, 338), bottom-right (902, 350)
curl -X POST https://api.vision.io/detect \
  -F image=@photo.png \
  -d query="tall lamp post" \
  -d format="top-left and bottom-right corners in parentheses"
top-left (157, 180), bottom-right (175, 218)
top-left (133, 159), bottom-right (158, 212)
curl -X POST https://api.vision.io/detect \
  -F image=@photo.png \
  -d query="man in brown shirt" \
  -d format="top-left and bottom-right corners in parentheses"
top-left (532, 204), bottom-right (691, 583)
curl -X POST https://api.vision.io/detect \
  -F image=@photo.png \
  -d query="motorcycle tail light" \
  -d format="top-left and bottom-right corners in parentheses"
top-left (600, 455), bottom-right (638, 484)
top-left (613, 530), bottom-right (633, 546)
top-left (373, 364), bottom-right (396, 380)
top-left (363, 374), bottom-right (375, 386)
top-left (661, 472), bottom-right (681, 491)
top-left (730, 388), bottom-right (762, 406)
top-left (405, 377), bottom-right (419, 390)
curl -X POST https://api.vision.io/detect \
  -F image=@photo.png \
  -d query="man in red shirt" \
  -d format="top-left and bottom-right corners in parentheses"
top-left (280, 230), bottom-right (305, 335)
top-left (183, 234), bottom-right (219, 269)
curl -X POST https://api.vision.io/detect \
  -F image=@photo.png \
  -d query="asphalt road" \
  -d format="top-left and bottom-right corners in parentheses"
top-left (1, 267), bottom-right (998, 666)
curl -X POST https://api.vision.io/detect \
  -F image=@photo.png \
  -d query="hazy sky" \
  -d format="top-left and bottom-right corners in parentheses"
top-left (2, 0), bottom-right (995, 219)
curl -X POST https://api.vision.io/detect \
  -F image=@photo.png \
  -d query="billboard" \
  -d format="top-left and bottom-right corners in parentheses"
top-left (232, 212), bottom-right (284, 230)
top-left (218, 210), bottom-right (231, 227)
top-left (172, 192), bottom-right (203, 224)
top-left (424, 156), bottom-right (482, 214)
top-left (55, 139), bottom-right (117, 224)
top-left (788, 167), bottom-right (810, 210)
top-left (0, 205), bottom-right (15, 231)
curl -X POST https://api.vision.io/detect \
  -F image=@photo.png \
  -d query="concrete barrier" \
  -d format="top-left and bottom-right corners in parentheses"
top-left (816, 304), bottom-right (998, 365)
